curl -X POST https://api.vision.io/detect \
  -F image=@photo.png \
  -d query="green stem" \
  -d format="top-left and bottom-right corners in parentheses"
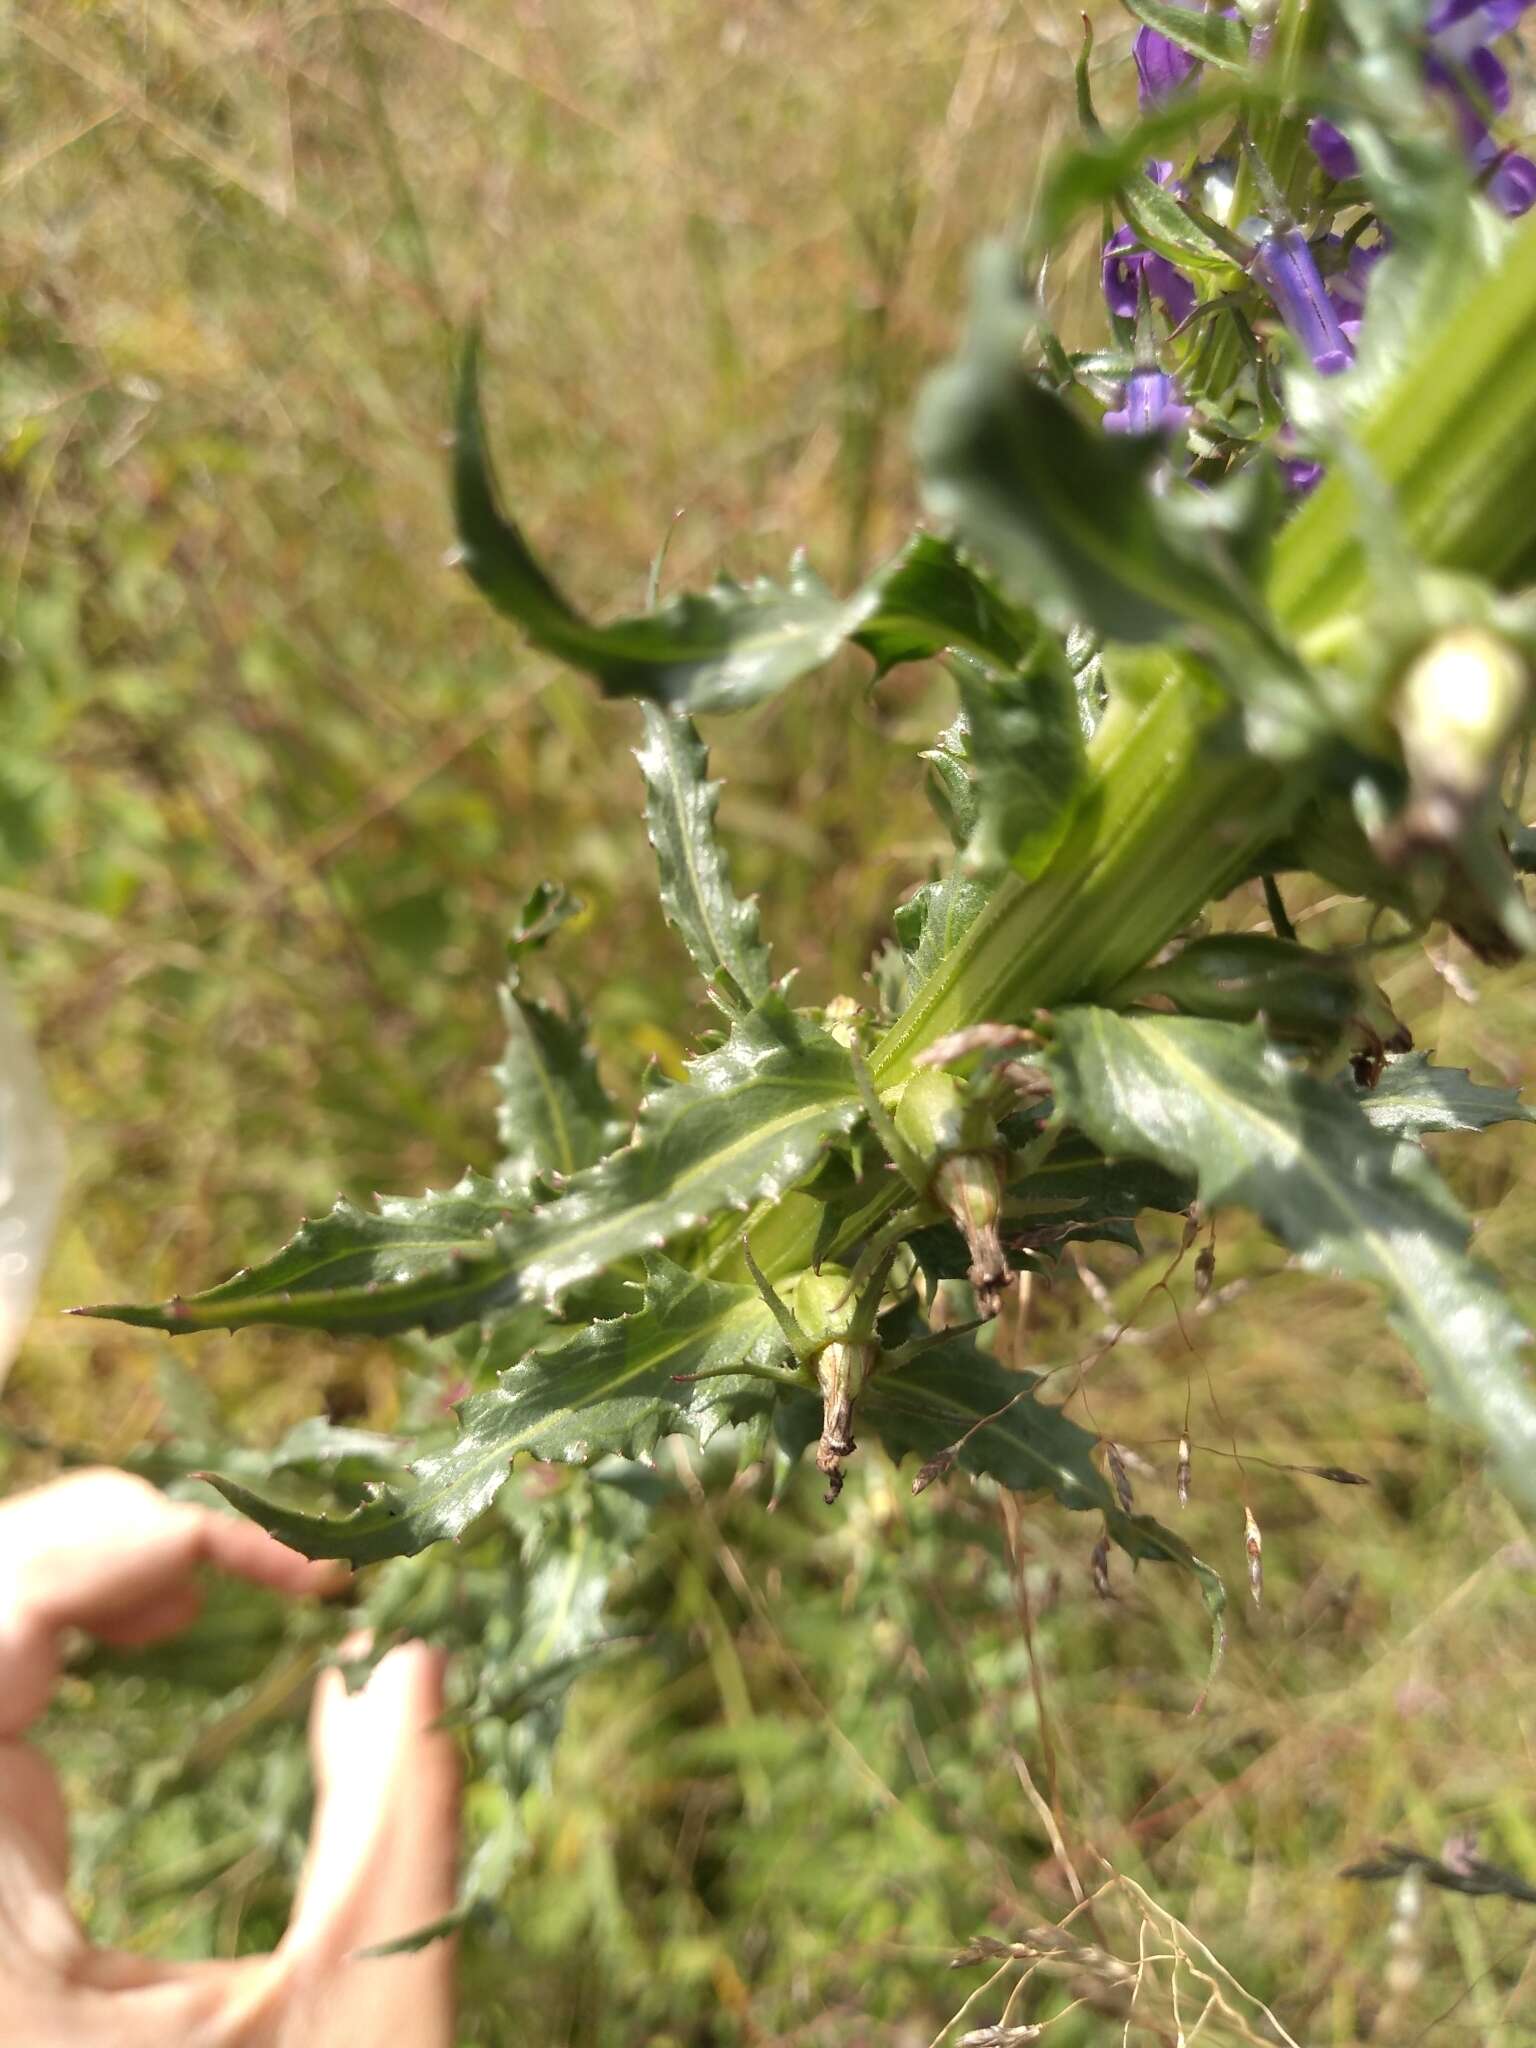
top-left (740, 209), bottom-right (1536, 1287)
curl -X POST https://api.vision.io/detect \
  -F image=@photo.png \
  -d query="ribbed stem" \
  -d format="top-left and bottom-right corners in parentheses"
top-left (736, 208), bottom-right (1536, 1286)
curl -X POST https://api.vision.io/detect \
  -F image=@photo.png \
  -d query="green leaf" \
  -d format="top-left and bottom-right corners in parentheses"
top-left (1120, 0), bottom-right (1250, 71)
top-left (459, 333), bottom-right (1147, 715)
top-left (1352, 1051), bottom-right (1536, 1139)
top-left (506, 879), bottom-right (581, 960)
top-left (865, 1334), bottom-right (1226, 1666)
top-left (198, 1259), bottom-right (789, 1562)
top-left (920, 715), bottom-right (979, 848)
top-left (863, 1336), bottom-right (1108, 1506)
top-left (637, 705), bottom-right (773, 1007)
top-left (83, 1000), bottom-right (859, 1339)
top-left (75, 1174), bottom-right (523, 1337)
top-left (852, 532), bottom-right (1040, 679)
top-left (495, 982), bottom-right (626, 1192)
top-left (952, 644), bottom-right (1087, 881)
top-left (1117, 167), bottom-right (1244, 278)
top-left (901, 869), bottom-right (993, 997)
top-left (455, 338), bottom-right (868, 714)
top-left (1045, 1009), bottom-right (1536, 1509)
top-left (912, 242), bottom-right (1257, 646)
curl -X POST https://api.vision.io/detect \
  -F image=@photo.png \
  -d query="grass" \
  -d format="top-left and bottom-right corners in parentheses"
top-left (5, 1), bottom-right (1536, 2041)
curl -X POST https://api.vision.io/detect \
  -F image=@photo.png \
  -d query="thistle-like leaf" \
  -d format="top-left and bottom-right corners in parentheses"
top-left (851, 532), bottom-right (1040, 679)
top-left (81, 999), bottom-right (859, 1339)
top-left (1351, 1051), bottom-right (1536, 1139)
top-left (457, 338), bottom-right (1070, 715)
top-left (912, 240), bottom-right (1263, 646)
top-left (636, 705), bottom-right (773, 1006)
top-left (1045, 1009), bottom-right (1536, 1508)
top-left (75, 1174), bottom-right (526, 1337)
top-left (197, 1259), bottom-right (791, 1562)
top-left (862, 1336), bottom-right (1108, 1507)
top-left (864, 1333), bottom-right (1225, 1666)
top-left (951, 645), bottom-right (1087, 880)
top-left (495, 982), bottom-right (625, 1192)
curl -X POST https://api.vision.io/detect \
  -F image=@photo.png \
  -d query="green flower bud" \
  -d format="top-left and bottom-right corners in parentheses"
top-left (932, 1152), bottom-right (1008, 1315)
top-left (894, 1071), bottom-right (1011, 1313)
top-left (790, 1266), bottom-right (858, 1344)
top-left (1394, 627), bottom-right (1529, 839)
top-left (894, 1069), bottom-right (992, 1160)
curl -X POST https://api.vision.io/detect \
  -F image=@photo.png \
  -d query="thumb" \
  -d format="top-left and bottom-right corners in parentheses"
top-left (275, 1641), bottom-right (460, 2046)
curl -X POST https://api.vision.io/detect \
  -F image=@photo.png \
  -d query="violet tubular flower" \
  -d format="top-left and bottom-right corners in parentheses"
top-left (1102, 160), bottom-right (1197, 329)
top-left (1251, 229), bottom-right (1355, 376)
top-left (1483, 145), bottom-right (1536, 214)
top-left (1134, 20), bottom-right (1201, 107)
top-left (1102, 227), bottom-right (1198, 327)
top-left (1312, 0), bottom-right (1536, 200)
top-left (1104, 368), bottom-right (1192, 438)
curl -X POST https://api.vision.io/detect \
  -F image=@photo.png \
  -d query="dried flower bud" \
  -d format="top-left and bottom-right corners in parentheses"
top-left (1177, 1433), bottom-right (1192, 1507)
top-left (1106, 1441), bottom-right (1135, 1513)
top-left (1194, 1244), bottom-right (1216, 1299)
top-left (1091, 1532), bottom-right (1112, 1599)
top-left (1244, 1501), bottom-right (1264, 1606)
top-left (814, 1337), bottom-right (878, 1503)
top-left (912, 1446), bottom-right (957, 1497)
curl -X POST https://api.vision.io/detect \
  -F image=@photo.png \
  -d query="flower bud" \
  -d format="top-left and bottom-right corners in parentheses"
top-left (1393, 627), bottom-right (1529, 838)
top-left (813, 1337), bottom-right (878, 1502)
top-left (895, 1071), bottom-right (1011, 1314)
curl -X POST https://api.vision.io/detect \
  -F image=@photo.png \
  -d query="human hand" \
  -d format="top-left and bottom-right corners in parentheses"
top-left (0, 1468), bottom-right (459, 2046)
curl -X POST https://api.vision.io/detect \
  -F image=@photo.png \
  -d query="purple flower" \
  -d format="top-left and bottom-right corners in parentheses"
top-left (1104, 368), bottom-right (1193, 437)
top-left (1425, 42), bottom-right (1512, 149)
top-left (1428, 1), bottom-right (1531, 61)
top-left (1101, 160), bottom-right (1197, 328)
top-left (1309, 0), bottom-right (1533, 187)
top-left (1134, 20), bottom-right (1201, 107)
top-left (1280, 458), bottom-right (1325, 494)
top-left (1102, 227), bottom-right (1198, 327)
top-left (1308, 118), bottom-right (1359, 183)
top-left (1323, 235), bottom-right (1386, 345)
top-left (1133, 3), bottom-right (1239, 108)
top-left (1477, 140), bottom-right (1536, 213)
top-left (1250, 229), bottom-right (1355, 376)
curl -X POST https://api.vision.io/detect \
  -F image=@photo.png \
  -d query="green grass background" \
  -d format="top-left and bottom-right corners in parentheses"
top-left (5, 2), bottom-right (1536, 2040)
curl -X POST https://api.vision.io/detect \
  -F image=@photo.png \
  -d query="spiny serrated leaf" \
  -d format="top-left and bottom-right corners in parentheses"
top-left (637, 705), bottom-right (773, 1006)
top-left (921, 715), bottom-right (979, 848)
top-left (912, 241), bottom-right (1262, 647)
top-left (198, 1259), bottom-right (790, 1562)
top-left (495, 981), bottom-right (625, 1191)
top-left (75, 1174), bottom-right (524, 1336)
top-left (864, 1337), bottom-right (1226, 1657)
top-left (862, 1338), bottom-right (1108, 1507)
top-left (458, 340), bottom-right (1088, 716)
top-left (1352, 1051), bottom-right (1536, 1139)
top-left (901, 871), bottom-right (993, 997)
top-left (1045, 1009), bottom-right (1536, 1509)
top-left (83, 1000), bottom-right (859, 1339)
top-left (455, 339), bottom-right (866, 713)
top-left (851, 532), bottom-right (1040, 679)
top-left (952, 644), bottom-right (1087, 881)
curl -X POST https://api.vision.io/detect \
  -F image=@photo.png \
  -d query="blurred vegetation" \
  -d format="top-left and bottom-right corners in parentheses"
top-left (5, 1), bottom-right (1536, 2041)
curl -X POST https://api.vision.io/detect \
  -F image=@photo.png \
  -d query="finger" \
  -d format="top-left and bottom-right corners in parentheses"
top-left (274, 1642), bottom-right (460, 2045)
top-left (0, 1471), bottom-right (344, 1734)
top-left (89, 1581), bottom-right (204, 1649)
